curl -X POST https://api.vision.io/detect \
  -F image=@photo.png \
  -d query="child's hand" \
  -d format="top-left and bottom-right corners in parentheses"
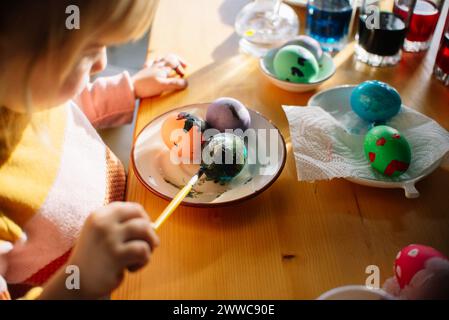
top-left (132, 54), bottom-right (188, 99)
top-left (67, 202), bottom-right (159, 299)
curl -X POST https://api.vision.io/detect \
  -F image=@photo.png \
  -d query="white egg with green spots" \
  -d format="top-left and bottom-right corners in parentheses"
top-left (273, 45), bottom-right (319, 83)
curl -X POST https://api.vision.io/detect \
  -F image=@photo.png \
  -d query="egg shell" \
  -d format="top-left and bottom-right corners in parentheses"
top-left (206, 97), bottom-right (251, 132)
top-left (201, 133), bottom-right (247, 182)
top-left (394, 244), bottom-right (448, 289)
top-left (161, 113), bottom-right (203, 160)
top-left (364, 125), bottom-right (411, 177)
top-left (295, 35), bottom-right (323, 61)
top-left (273, 45), bottom-right (319, 83)
top-left (351, 81), bottom-right (402, 122)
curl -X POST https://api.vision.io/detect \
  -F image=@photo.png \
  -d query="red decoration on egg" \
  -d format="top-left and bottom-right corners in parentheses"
top-left (394, 244), bottom-right (448, 289)
top-left (392, 133), bottom-right (401, 139)
top-left (376, 137), bottom-right (387, 146)
top-left (369, 152), bottom-right (376, 163)
top-left (384, 160), bottom-right (410, 176)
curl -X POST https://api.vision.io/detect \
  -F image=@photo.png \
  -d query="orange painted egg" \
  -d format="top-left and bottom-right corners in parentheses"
top-left (161, 112), bottom-right (205, 160)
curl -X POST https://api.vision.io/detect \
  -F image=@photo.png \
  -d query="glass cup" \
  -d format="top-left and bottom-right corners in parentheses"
top-left (434, 13), bottom-right (449, 86)
top-left (306, 0), bottom-right (355, 52)
top-left (356, 0), bottom-right (417, 67)
top-left (235, 0), bottom-right (299, 57)
top-left (394, 0), bottom-right (442, 52)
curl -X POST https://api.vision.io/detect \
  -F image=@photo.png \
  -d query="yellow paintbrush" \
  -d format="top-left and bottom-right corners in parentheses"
top-left (151, 132), bottom-right (247, 230)
top-left (152, 170), bottom-right (204, 230)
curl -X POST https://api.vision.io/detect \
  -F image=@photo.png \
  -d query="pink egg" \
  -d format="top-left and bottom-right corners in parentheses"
top-left (394, 244), bottom-right (448, 289)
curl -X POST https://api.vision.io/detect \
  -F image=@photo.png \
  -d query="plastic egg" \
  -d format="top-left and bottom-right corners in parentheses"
top-left (201, 133), bottom-right (247, 182)
top-left (364, 125), bottom-right (411, 177)
top-left (351, 81), bottom-right (402, 122)
top-left (273, 45), bottom-right (319, 83)
top-left (206, 97), bottom-right (251, 132)
top-left (161, 112), bottom-right (205, 160)
top-left (295, 35), bottom-right (323, 61)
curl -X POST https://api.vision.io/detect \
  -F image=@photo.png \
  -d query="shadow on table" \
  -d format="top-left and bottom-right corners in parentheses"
top-left (348, 167), bottom-right (449, 235)
top-left (211, 0), bottom-right (248, 62)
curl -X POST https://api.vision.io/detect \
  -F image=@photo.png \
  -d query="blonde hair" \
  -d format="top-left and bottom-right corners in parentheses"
top-left (0, 0), bottom-right (158, 153)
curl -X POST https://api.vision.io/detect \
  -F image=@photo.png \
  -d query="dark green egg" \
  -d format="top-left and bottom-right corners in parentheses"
top-left (201, 133), bottom-right (247, 182)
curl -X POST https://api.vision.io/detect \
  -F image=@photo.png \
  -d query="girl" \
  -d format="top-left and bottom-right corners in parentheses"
top-left (0, 0), bottom-right (187, 299)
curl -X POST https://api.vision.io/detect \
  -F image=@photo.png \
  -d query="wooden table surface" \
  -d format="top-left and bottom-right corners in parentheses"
top-left (113, 0), bottom-right (449, 299)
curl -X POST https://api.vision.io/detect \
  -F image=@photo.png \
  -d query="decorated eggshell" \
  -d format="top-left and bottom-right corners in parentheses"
top-left (295, 35), bottom-right (323, 61)
top-left (351, 81), bottom-right (402, 122)
top-left (394, 244), bottom-right (448, 289)
top-left (201, 133), bottom-right (248, 182)
top-left (364, 125), bottom-right (411, 177)
top-left (206, 97), bottom-right (251, 132)
top-left (161, 112), bottom-right (205, 160)
top-left (273, 45), bottom-right (319, 83)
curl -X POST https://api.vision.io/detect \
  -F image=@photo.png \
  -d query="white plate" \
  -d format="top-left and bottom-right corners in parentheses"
top-left (308, 85), bottom-right (445, 198)
top-left (284, 0), bottom-right (308, 7)
top-left (259, 40), bottom-right (336, 93)
top-left (132, 103), bottom-right (287, 207)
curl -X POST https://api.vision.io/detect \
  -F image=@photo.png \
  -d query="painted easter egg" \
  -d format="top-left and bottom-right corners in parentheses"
top-left (273, 45), bottom-right (319, 83)
top-left (394, 244), bottom-right (448, 289)
top-left (295, 35), bottom-right (323, 61)
top-left (206, 97), bottom-right (251, 132)
top-left (364, 125), bottom-right (411, 177)
top-left (201, 133), bottom-right (247, 182)
top-left (161, 112), bottom-right (206, 160)
top-left (351, 81), bottom-right (402, 122)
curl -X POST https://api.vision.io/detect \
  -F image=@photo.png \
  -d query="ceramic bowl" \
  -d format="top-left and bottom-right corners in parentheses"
top-left (317, 285), bottom-right (395, 300)
top-left (308, 85), bottom-right (446, 198)
top-left (132, 103), bottom-right (287, 207)
top-left (259, 39), bottom-right (336, 93)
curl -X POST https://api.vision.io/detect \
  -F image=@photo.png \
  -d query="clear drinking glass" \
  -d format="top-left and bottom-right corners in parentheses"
top-left (434, 13), bottom-right (449, 86)
top-left (235, 0), bottom-right (299, 57)
top-left (306, 0), bottom-right (355, 52)
top-left (356, 0), bottom-right (417, 67)
top-left (394, 0), bottom-right (442, 52)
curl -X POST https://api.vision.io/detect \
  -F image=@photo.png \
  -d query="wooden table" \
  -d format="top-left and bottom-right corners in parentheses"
top-left (113, 0), bottom-right (449, 299)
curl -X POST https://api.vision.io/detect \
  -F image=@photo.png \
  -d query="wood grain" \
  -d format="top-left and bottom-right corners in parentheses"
top-left (113, 0), bottom-right (449, 299)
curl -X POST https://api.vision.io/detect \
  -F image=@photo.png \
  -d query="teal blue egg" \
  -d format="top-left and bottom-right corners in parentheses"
top-left (351, 81), bottom-right (402, 122)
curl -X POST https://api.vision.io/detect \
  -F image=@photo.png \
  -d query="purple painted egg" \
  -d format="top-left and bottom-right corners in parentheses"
top-left (206, 97), bottom-right (251, 132)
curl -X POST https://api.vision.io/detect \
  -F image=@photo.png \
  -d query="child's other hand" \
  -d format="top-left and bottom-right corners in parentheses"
top-left (132, 54), bottom-right (188, 99)
top-left (68, 202), bottom-right (159, 299)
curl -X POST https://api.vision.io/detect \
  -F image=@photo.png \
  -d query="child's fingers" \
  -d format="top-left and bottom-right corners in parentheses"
top-left (108, 202), bottom-right (148, 222)
top-left (119, 241), bottom-right (152, 271)
top-left (158, 77), bottom-right (188, 91)
top-left (122, 218), bottom-right (160, 250)
top-left (158, 54), bottom-right (187, 68)
top-left (143, 58), bottom-right (155, 68)
top-left (178, 56), bottom-right (188, 68)
top-left (160, 54), bottom-right (187, 77)
top-left (169, 54), bottom-right (188, 68)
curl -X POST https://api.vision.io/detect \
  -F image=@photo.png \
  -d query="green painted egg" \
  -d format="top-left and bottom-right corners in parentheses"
top-left (201, 133), bottom-right (247, 182)
top-left (273, 45), bottom-right (319, 83)
top-left (364, 125), bottom-right (411, 177)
